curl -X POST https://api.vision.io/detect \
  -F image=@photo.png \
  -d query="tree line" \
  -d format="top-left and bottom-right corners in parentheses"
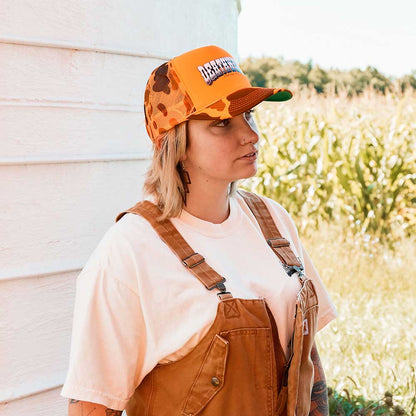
top-left (240, 56), bottom-right (416, 95)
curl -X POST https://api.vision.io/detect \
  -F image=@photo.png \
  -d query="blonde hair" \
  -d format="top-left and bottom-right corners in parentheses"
top-left (143, 121), bottom-right (237, 221)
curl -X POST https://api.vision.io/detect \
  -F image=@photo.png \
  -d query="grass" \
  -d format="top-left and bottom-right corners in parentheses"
top-left (303, 224), bottom-right (416, 415)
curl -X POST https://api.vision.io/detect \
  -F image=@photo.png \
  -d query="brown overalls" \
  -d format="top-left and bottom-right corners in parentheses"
top-left (115, 191), bottom-right (319, 416)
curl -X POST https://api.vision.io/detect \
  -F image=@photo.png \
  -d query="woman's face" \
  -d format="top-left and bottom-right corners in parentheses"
top-left (183, 109), bottom-right (259, 187)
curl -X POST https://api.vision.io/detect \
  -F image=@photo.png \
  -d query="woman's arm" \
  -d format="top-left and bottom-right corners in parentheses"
top-left (309, 343), bottom-right (329, 416)
top-left (68, 399), bottom-right (123, 416)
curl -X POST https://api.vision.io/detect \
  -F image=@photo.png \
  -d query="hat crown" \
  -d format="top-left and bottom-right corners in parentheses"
top-left (171, 46), bottom-right (251, 110)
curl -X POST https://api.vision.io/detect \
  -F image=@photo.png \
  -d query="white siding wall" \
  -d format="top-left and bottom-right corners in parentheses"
top-left (0, 1), bottom-right (240, 414)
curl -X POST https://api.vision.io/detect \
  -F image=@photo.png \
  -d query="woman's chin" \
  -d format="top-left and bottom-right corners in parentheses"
top-left (234, 166), bottom-right (258, 181)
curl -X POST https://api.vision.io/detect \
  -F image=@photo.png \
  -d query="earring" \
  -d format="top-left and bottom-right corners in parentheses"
top-left (177, 162), bottom-right (191, 205)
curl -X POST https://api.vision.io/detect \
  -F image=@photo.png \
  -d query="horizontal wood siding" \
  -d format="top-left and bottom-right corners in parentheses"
top-left (0, 0), bottom-right (239, 414)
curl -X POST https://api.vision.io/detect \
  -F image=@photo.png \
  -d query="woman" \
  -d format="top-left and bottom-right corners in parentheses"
top-left (62, 45), bottom-right (336, 416)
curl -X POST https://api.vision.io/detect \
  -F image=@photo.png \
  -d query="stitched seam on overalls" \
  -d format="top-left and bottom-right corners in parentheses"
top-left (147, 369), bottom-right (155, 416)
top-left (303, 304), bottom-right (319, 315)
top-left (265, 329), bottom-right (273, 415)
top-left (253, 330), bottom-right (272, 391)
top-left (220, 328), bottom-right (269, 336)
top-left (214, 335), bottom-right (225, 389)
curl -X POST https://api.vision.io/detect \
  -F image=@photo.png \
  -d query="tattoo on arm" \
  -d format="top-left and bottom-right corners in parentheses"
top-left (309, 343), bottom-right (329, 416)
top-left (310, 380), bottom-right (328, 415)
top-left (68, 399), bottom-right (122, 415)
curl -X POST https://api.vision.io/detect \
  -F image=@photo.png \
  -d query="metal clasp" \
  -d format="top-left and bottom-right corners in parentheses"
top-left (206, 277), bottom-right (231, 297)
top-left (215, 281), bottom-right (231, 297)
top-left (283, 262), bottom-right (305, 277)
top-left (207, 278), bottom-right (226, 291)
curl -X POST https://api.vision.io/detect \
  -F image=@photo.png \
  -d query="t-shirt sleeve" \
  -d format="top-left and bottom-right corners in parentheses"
top-left (60, 227), bottom-right (146, 410)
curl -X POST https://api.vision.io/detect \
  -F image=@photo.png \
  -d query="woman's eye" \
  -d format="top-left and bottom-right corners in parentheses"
top-left (215, 119), bottom-right (230, 127)
top-left (244, 109), bottom-right (255, 119)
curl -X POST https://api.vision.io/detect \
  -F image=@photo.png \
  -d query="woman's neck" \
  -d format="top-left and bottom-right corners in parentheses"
top-left (182, 182), bottom-right (230, 224)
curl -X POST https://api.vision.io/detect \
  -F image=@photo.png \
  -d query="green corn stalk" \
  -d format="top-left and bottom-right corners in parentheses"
top-left (244, 89), bottom-right (416, 246)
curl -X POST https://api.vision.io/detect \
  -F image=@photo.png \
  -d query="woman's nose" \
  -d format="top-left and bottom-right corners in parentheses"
top-left (239, 114), bottom-right (259, 145)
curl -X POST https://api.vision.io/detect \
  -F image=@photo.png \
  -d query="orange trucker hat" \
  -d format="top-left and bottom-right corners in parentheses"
top-left (144, 45), bottom-right (292, 148)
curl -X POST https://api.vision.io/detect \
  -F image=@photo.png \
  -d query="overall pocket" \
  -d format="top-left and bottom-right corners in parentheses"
top-left (218, 327), bottom-right (276, 416)
top-left (182, 327), bottom-right (276, 416)
top-left (181, 334), bottom-right (229, 416)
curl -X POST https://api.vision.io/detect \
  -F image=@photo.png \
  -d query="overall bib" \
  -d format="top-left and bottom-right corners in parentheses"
top-left (115, 191), bottom-right (319, 416)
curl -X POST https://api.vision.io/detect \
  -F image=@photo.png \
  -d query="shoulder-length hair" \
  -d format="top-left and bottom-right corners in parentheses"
top-left (143, 121), bottom-right (237, 221)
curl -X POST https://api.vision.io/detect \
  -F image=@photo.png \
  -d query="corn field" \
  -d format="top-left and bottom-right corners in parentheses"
top-left (242, 87), bottom-right (416, 415)
top-left (245, 87), bottom-right (416, 247)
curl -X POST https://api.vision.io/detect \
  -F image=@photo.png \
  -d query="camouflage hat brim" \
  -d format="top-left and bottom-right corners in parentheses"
top-left (188, 87), bottom-right (293, 120)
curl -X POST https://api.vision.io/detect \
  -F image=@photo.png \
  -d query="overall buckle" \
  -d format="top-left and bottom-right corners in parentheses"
top-left (283, 263), bottom-right (305, 277)
top-left (182, 253), bottom-right (205, 268)
top-left (207, 278), bottom-right (230, 297)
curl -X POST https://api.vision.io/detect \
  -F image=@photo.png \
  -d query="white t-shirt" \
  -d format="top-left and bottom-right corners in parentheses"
top-left (61, 192), bottom-right (337, 410)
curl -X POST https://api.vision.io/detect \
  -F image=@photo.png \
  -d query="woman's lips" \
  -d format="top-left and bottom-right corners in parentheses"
top-left (239, 151), bottom-right (257, 161)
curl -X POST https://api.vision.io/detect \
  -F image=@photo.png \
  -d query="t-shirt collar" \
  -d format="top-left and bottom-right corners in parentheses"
top-left (173, 196), bottom-right (242, 238)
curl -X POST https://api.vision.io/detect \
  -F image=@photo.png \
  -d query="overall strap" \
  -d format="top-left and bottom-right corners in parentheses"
top-left (116, 201), bottom-right (231, 298)
top-left (238, 190), bottom-right (303, 273)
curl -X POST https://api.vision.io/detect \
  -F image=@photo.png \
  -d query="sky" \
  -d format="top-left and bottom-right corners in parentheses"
top-left (238, 0), bottom-right (416, 78)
